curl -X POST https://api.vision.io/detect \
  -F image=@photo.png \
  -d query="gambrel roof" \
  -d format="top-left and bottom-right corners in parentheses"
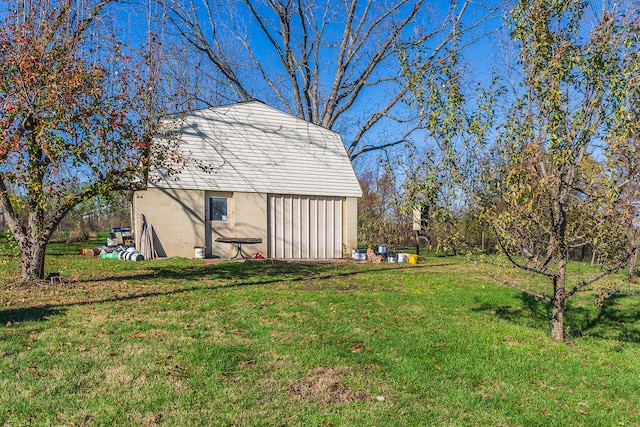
top-left (151, 101), bottom-right (362, 198)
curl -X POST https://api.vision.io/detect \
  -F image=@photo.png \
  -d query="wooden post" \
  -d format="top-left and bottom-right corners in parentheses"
top-left (413, 208), bottom-right (421, 256)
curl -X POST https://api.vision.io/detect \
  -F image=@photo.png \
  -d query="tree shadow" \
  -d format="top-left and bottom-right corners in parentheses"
top-left (473, 293), bottom-right (551, 332)
top-left (72, 260), bottom-right (442, 286)
top-left (0, 305), bottom-right (66, 324)
top-left (473, 292), bottom-right (640, 344)
top-left (565, 294), bottom-right (640, 343)
top-left (73, 261), bottom-right (352, 286)
top-left (0, 262), bottom-right (440, 325)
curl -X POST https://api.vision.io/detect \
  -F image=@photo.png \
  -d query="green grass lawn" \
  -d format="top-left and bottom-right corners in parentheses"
top-left (0, 234), bottom-right (639, 426)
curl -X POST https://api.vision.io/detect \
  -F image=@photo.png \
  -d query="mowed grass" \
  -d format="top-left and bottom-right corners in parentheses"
top-left (1, 235), bottom-right (639, 426)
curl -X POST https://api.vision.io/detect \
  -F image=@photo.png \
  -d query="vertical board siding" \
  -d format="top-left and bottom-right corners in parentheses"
top-left (284, 196), bottom-right (292, 258)
top-left (310, 198), bottom-right (317, 259)
top-left (268, 195), bottom-right (343, 259)
top-left (333, 198), bottom-right (343, 258)
top-left (301, 198), bottom-right (309, 258)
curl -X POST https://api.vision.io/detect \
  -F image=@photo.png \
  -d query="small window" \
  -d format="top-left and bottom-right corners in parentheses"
top-left (210, 198), bottom-right (228, 221)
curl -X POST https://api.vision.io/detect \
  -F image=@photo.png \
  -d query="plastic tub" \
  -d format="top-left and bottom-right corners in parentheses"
top-left (398, 253), bottom-right (409, 263)
top-left (194, 247), bottom-right (206, 259)
top-left (353, 249), bottom-right (366, 260)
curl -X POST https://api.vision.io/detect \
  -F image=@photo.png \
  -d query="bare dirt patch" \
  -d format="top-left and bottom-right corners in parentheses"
top-left (289, 366), bottom-right (369, 404)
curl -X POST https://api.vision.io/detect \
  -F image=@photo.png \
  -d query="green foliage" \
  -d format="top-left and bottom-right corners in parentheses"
top-left (0, 0), bottom-right (180, 281)
top-left (56, 193), bottom-right (131, 238)
top-left (403, 0), bottom-right (639, 341)
top-left (487, 0), bottom-right (639, 270)
top-left (357, 166), bottom-right (413, 249)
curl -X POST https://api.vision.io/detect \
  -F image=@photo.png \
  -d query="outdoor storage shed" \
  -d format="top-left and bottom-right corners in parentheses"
top-left (131, 101), bottom-right (362, 259)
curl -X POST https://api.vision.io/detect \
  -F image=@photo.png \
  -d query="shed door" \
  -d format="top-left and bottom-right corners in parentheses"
top-left (268, 195), bottom-right (343, 259)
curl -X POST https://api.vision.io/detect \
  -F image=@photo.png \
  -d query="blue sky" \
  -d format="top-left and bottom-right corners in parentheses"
top-left (105, 0), bottom-right (508, 172)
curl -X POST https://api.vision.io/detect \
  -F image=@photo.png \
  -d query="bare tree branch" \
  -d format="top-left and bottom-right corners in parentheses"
top-left (472, 258), bottom-right (553, 302)
top-left (157, 0), bottom-right (505, 159)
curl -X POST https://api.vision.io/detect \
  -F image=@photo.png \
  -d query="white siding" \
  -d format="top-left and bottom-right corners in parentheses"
top-left (268, 195), bottom-right (343, 259)
top-left (150, 101), bottom-right (362, 198)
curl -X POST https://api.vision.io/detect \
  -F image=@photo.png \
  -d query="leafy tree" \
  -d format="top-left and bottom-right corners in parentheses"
top-left (55, 193), bottom-right (132, 240)
top-left (405, 0), bottom-right (639, 342)
top-left (0, 0), bottom-right (177, 282)
top-left (358, 167), bottom-right (412, 249)
top-left (399, 147), bottom-right (469, 254)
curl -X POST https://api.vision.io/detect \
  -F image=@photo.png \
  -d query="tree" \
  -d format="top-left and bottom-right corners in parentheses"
top-left (358, 166), bottom-right (412, 249)
top-left (399, 146), bottom-right (470, 254)
top-left (0, 0), bottom-right (177, 282)
top-left (405, 0), bottom-right (639, 342)
top-left (157, 0), bottom-right (504, 160)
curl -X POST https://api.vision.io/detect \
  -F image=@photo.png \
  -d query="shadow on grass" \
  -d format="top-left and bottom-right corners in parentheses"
top-left (69, 261), bottom-right (451, 288)
top-left (0, 262), bottom-right (440, 325)
top-left (0, 305), bottom-right (66, 324)
top-left (473, 293), bottom-right (551, 332)
top-left (566, 293), bottom-right (640, 343)
top-left (474, 292), bottom-right (640, 344)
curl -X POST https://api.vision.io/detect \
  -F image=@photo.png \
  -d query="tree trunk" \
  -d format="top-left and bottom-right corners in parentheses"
top-left (551, 259), bottom-right (567, 342)
top-left (628, 249), bottom-right (638, 282)
top-left (20, 237), bottom-right (48, 282)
